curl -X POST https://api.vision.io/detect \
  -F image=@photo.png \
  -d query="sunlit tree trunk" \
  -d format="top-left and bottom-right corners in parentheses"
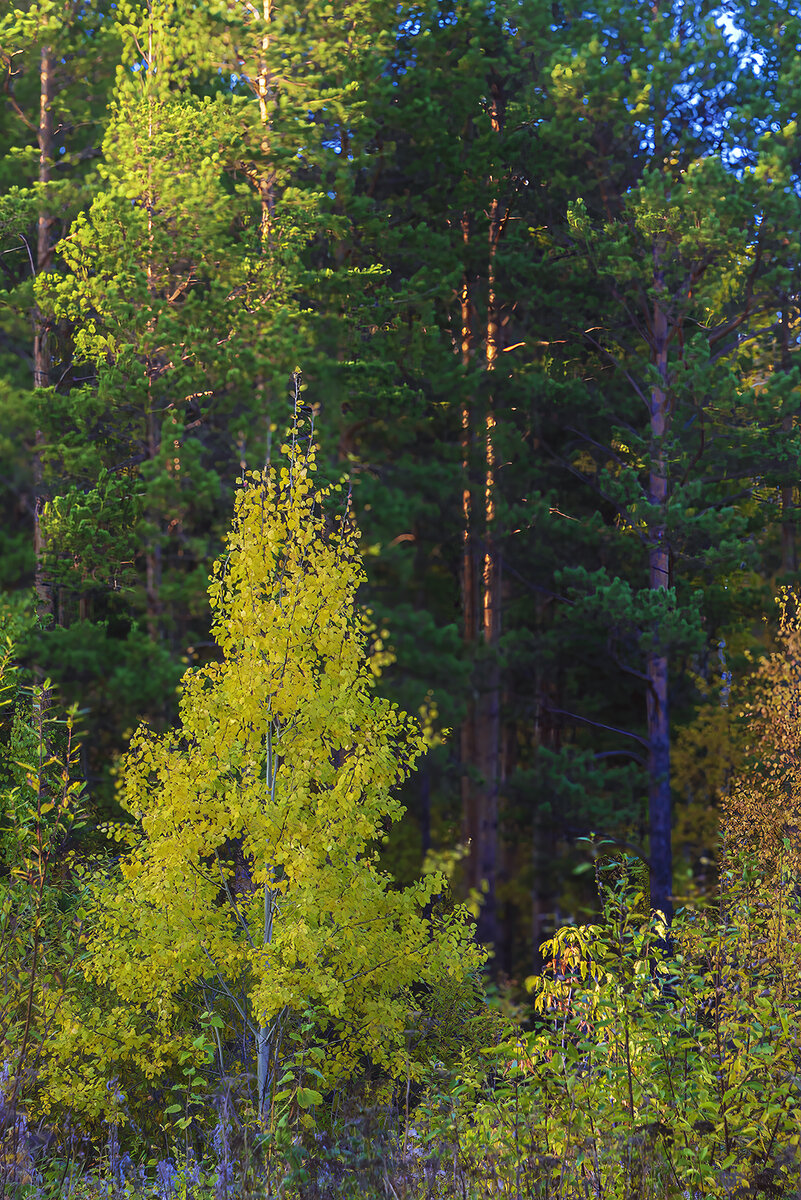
top-left (459, 207), bottom-right (481, 909)
top-left (474, 210), bottom-right (502, 951)
top-left (461, 79), bottom-right (506, 955)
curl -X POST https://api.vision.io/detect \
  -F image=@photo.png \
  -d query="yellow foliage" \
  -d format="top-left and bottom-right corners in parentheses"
top-left (723, 588), bottom-right (801, 873)
top-left (43, 412), bottom-right (481, 1119)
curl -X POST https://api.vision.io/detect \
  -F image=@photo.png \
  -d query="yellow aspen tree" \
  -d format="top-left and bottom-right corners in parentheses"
top-left (47, 400), bottom-right (481, 1124)
top-left (723, 588), bottom-right (801, 877)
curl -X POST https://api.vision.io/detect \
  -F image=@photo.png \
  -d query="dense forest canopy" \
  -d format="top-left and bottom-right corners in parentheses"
top-left (1, 0), bottom-right (799, 952)
top-left (1, 1), bottom-right (801, 1195)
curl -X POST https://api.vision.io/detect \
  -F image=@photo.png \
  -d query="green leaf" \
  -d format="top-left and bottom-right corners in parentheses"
top-left (296, 1087), bottom-right (323, 1109)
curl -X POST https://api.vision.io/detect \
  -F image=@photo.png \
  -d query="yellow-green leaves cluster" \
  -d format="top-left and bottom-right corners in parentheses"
top-left (50, 429), bottom-right (480, 1114)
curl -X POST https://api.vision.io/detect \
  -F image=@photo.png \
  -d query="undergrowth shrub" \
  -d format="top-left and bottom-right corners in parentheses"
top-left (397, 594), bottom-right (801, 1199)
top-left (406, 848), bottom-right (801, 1199)
top-left (0, 643), bottom-right (88, 1196)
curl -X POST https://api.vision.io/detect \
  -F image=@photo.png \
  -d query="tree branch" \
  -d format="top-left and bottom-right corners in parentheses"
top-left (542, 703), bottom-right (649, 749)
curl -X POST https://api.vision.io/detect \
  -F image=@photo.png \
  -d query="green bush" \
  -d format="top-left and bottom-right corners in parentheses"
top-left (410, 849), bottom-right (801, 1199)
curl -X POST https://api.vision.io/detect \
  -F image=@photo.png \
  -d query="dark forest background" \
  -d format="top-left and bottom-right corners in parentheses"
top-left (2, 0), bottom-right (800, 983)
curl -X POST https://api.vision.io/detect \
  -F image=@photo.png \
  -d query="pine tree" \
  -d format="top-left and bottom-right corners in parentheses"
top-left (0, 0), bottom-right (120, 615)
top-left (505, 0), bottom-right (801, 920)
top-left (339, 0), bottom-right (551, 959)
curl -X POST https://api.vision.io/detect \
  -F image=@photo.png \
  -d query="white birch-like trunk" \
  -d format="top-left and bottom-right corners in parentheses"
top-left (256, 884), bottom-right (276, 1124)
top-left (257, 720), bottom-right (279, 1125)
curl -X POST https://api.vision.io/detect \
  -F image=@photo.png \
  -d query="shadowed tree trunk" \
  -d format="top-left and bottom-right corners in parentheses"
top-left (779, 303), bottom-right (798, 575)
top-left (33, 45), bottom-right (56, 637)
top-left (647, 238), bottom-right (672, 922)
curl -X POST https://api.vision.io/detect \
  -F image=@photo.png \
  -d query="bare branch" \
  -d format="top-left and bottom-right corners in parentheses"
top-left (542, 703), bottom-right (650, 749)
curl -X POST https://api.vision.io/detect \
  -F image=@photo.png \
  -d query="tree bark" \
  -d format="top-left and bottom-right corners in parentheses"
top-left (33, 46), bottom-right (56, 635)
top-left (460, 79), bottom-right (505, 956)
top-left (143, 12), bottom-right (162, 645)
top-left (474, 190), bottom-right (503, 952)
top-left (531, 648), bottom-right (561, 972)
top-left (256, 0), bottom-right (275, 247)
top-left (144, 403), bottom-right (162, 643)
top-left (648, 241), bottom-right (673, 921)
top-left (779, 304), bottom-right (798, 574)
top-left (459, 210), bottom-right (482, 905)
top-left (254, 10), bottom-right (281, 1123)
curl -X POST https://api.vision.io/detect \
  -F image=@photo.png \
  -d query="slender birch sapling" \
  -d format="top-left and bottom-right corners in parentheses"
top-left (49, 409), bottom-right (480, 1123)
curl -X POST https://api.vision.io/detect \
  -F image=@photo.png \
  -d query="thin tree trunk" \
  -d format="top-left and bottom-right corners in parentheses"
top-left (780, 453), bottom-right (797, 574)
top-left (255, 30), bottom-right (280, 1119)
top-left (257, 0), bottom-right (275, 247)
top-left (474, 80), bottom-right (506, 953)
top-left (648, 241), bottom-right (672, 921)
top-left (474, 210), bottom-right (502, 952)
top-left (144, 405), bottom-right (162, 643)
top-left (531, 642), bottom-right (560, 972)
top-left (459, 210), bottom-right (481, 899)
top-left (33, 46), bottom-right (56, 636)
top-left (459, 78), bottom-right (507, 956)
top-left (420, 768), bottom-right (431, 857)
top-left (256, 881), bottom-right (276, 1124)
top-left (779, 304), bottom-right (798, 574)
top-left (143, 10), bottom-right (162, 645)
top-left (257, 720), bottom-right (280, 1126)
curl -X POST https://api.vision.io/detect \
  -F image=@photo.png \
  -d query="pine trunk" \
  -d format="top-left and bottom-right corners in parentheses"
top-left (648, 249), bottom-right (673, 921)
top-left (257, 0), bottom-right (275, 247)
top-left (780, 306), bottom-right (797, 574)
top-left (33, 46), bottom-right (56, 635)
top-left (459, 213), bottom-right (480, 902)
top-left (143, 27), bottom-right (162, 647)
top-left (460, 81), bottom-right (506, 955)
top-left (531, 646), bottom-right (560, 971)
top-left (144, 382), bottom-right (162, 643)
top-left (474, 182), bottom-right (503, 951)
top-left (458, 246), bottom-right (500, 954)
